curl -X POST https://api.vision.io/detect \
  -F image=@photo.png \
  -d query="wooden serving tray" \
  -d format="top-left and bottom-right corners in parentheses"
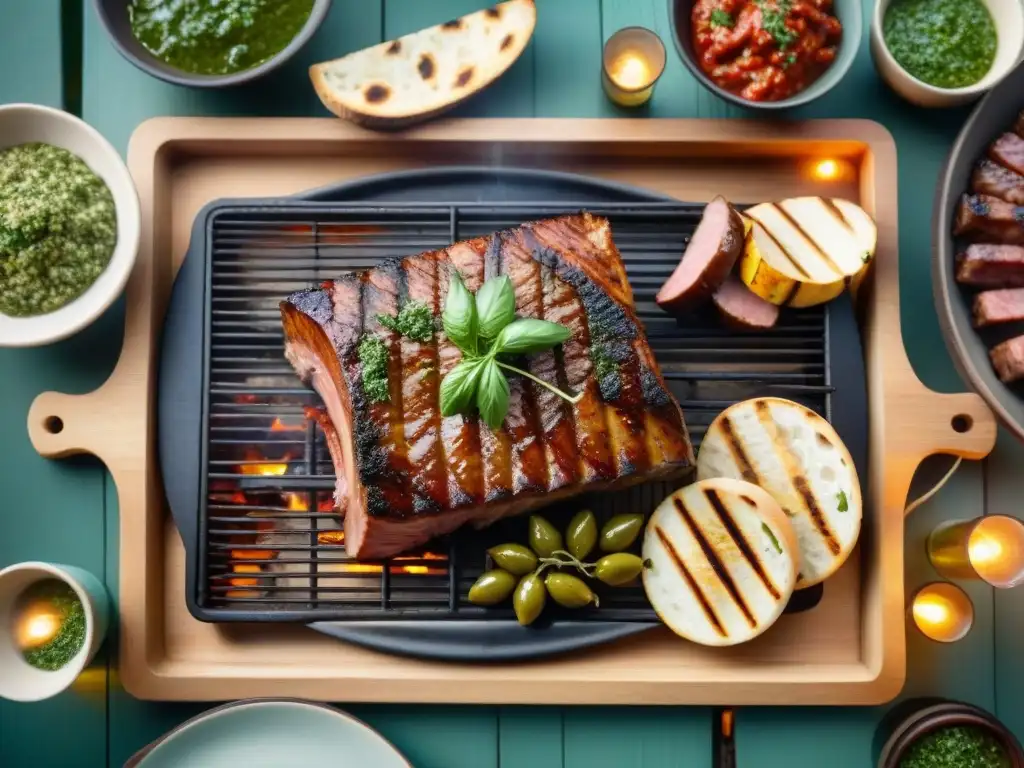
top-left (27, 118), bottom-right (996, 704)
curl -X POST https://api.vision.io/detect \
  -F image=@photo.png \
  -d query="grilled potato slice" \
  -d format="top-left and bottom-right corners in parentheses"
top-left (642, 478), bottom-right (798, 647)
top-left (739, 197), bottom-right (877, 307)
top-left (696, 397), bottom-right (862, 589)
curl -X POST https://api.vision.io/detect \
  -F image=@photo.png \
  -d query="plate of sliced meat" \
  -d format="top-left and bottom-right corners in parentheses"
top-left (935, 60), bottom-right (1024, 441)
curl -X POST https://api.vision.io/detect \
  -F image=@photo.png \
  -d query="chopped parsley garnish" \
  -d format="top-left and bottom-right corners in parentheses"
top-left (710, 9), bottom-right (735, 28)
top-left (836, 490), bottom-right (849, 512)
top-left (376, 300), bottom-right (435, 342)
top-left (762, 523), bottom-right (783, 554)
top-left (757, 0), bottom-right (797, 49)
top-left (899, 725), bottom-right (1010, 768)
top-left (863, 251), bottom-right (872, 264)
top-left (358, 335), bottom-right (391, 403)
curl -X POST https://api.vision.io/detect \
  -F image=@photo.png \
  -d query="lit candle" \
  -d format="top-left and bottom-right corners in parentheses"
top-left (14, 604), bottom-right (61, 650)
top-left (928, 515), bottom-right (1024, 588)
top-left (602, 27), bottom-right (666, 108)
top-left (910, 582), bottom-right (974, 643)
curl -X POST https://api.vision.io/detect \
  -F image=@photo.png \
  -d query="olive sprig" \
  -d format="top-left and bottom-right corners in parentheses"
top-left (467, 510), bottom-right (651, 625)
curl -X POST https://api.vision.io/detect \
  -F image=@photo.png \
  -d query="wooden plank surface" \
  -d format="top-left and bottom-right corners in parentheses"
top-left (0, 0), bottom-right (1009, 764)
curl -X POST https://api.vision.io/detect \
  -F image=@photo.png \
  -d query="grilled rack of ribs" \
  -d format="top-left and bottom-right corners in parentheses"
top-left (280, 213), bottom-right (695, 558)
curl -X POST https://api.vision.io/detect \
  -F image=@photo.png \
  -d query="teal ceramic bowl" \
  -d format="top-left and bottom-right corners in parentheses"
top-left (125, 699), bottom-right (411, 767)
top-left (667, 0), bottom-right (862, 109)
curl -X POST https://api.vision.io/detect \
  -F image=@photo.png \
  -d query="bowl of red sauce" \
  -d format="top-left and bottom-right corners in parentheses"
top-left (669, 0), bottom-right (862, 108)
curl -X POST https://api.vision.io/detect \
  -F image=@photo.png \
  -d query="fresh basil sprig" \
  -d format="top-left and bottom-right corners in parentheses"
top-left (440, 271), bottom-right (582, 430)
top-left (475, 274), bottom-right (516, 342)
top-left (442, 272), bottom-right (478, 355)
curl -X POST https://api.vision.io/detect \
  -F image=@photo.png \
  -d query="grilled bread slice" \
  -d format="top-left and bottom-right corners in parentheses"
top-left (696, 397), bottom-right (862, 589)
top-left (642, 478), bottom-right (798, 647)
top-left (309, 0), bottom-right (536, 128)
top-left (739, 197), bottom-right (877, 307)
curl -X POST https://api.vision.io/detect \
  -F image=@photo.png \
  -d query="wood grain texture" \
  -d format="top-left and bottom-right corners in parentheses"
top-left (25, 116), bottom-right (995, 709)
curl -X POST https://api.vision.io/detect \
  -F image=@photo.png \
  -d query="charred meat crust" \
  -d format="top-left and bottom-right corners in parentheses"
top-left (281, 214), bottom-right (694, 558)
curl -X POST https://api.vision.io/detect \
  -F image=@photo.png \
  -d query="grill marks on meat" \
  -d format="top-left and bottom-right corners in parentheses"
top-left (281, 214), bottom-right (694, 558)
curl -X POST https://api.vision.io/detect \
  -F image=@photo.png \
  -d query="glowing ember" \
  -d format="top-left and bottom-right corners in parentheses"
top-left (270, 417), bottom-right (305, 432)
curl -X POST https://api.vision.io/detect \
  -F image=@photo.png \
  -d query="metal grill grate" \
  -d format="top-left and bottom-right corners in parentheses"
top-left (198, 203), bottom-right (832, 621)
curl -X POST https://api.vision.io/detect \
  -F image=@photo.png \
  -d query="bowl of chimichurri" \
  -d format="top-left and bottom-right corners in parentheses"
top-left (870, 0), bottom-right (1024, 107)
top-left (93, 0), bottom-right (332, 88)
top-left (0, 103), bottom-right (140, 347)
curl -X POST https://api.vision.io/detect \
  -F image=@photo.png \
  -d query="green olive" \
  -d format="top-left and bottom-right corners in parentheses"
top-left (566, 509), bottom-right (597, 561)
top-left (599, 513), bottom-right (645, 553)
top-left (529, 515), bottom-right (564, 559)
top-left (544, 573), bottom-right (599, 609)
top-left (594, 553), bottom-right (646, 586)
top-left (513, 573), bottom-right (547, 626)
top-left (468, 569), bottom-right (517, 606)
top-left (487, 543), bottom-right (538, 576)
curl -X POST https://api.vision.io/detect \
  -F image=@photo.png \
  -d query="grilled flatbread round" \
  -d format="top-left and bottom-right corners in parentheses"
top-left (696, 397), bottom-right (862, 589)
top-left (642, 478), bottom-right (798, 647)
top-left (309, 0), bottom-right (536, 127)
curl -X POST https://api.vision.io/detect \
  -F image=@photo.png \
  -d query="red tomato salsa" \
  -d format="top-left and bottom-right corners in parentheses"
top-left (691, 0), bottom-right (842, 102)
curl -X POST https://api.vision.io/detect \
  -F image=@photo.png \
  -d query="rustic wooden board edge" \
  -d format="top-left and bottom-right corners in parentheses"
top-left (25, 118), bottom-right (997, 704)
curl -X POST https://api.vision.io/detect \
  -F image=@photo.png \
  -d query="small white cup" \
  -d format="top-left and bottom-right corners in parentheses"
top-left (0, 562), bottom-right (110, 702)
top-left (870, 0), bottom-right (1024, 107)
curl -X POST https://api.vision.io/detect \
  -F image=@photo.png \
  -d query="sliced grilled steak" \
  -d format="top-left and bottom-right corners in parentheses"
top-left (953, 194), bottom-right (1024, 245)
top-left (656, 196), bottom-right (745, 312)
top-left (973, 287), bottom-right (1024, 327)
top-left (280, 214), bottom-right (695, 559)
top-left (955, 244), bottom-right (1024, 287)
top-left (991, 335), bottom-right (1024, 383)
top-left (989, 133), bottom-right (1024, 176)
top-left (712, 274), bottom-right (779, 330)
top-left (972, 159), bottom-right (1024, 205)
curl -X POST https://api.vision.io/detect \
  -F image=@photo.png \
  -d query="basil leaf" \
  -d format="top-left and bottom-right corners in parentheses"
top-left (442, 272), bottom-right (478, 355)
top-left (475, 275), bottom-right (516, 342)
top-left (492, 318), bottom-right (571, 356)
top-left (476, 359), bottom-right (510, 430)
top-left (440, 358), bottom-right (484, 418)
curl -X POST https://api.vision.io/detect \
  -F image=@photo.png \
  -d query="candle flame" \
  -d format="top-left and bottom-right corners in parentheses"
top-left (912, 597), bottom-right (950, 627)
top-left (610, 53), bottom-right (651, 90)
top-left (16, 610), bottom-right (61, 649)
top-left (969, 535), bottom-right (1003, 566)
top-left (812, 159), bottom-right (839, 181)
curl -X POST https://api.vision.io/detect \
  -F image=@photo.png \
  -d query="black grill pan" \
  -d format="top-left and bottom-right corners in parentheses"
top-left (158, 167), bottom-right (867, 661)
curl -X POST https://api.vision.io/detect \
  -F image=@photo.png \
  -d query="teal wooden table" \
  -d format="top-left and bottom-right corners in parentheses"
top-left (3, 1), bottom-right (1024, 766)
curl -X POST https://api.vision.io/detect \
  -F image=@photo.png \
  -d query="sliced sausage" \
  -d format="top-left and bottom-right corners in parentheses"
top-left (656, 196), bottom-right (745, 312)
top-left (712, 274), bottom-right (779, 330)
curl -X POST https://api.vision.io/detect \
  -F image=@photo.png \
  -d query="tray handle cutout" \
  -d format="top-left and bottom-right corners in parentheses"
top-left (27, 388), bottom-right (131, 465)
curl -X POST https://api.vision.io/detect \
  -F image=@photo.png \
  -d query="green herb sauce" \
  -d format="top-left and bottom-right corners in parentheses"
top-left (377, 300), bottom-right (435, 342)
top-left (358, 335), bottom-right (391, 403)
top-left (0, 143), bottom-right (116, 317)
top-left (129, 0), bottom-right (315, 76)
top-left (883, 0), bottom-right (997, 89)
top-left (16, 580), bottom-right (87, 671)
top-left (899, 725), bottom-right (1010, 768)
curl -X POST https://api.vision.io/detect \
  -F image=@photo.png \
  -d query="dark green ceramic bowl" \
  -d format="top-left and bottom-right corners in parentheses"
top-left (667, 0), bottom-right (862, 110)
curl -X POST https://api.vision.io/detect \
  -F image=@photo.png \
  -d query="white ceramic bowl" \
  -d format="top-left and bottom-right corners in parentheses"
top-left (0, 103), bottom-right (140, 347)
top-left (870, 0), bottom-right (1024, 107)
top-left (0, 561), bottom-right (110, 702)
